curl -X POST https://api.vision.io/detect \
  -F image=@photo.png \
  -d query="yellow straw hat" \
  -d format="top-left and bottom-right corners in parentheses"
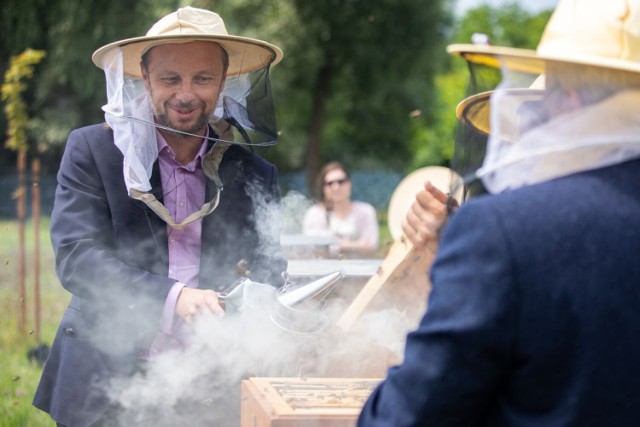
top-left (449, 0), bottom-right (640, 135)
top-left (92, 6), bottom-right (283, 78)
top-left (448, 0), bottom-right (640, 75)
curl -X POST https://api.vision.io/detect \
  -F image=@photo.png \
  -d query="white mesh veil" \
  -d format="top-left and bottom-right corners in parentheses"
top-left (101, 47), bottom-right (158, 193)
top-left (482, 62), bottom-right (640, 194)
top-left (451, 58), bottom-right (640, 196)
top-left (95, 39), bottom-right (279, 230)
top-left (450, 0), bottom-right (640, 196)
top-left (98, 43), bottom-right (278, 197)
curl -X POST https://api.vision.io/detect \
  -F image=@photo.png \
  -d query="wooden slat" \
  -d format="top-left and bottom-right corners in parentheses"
top-left (335, 235), bottom-right (436, 332)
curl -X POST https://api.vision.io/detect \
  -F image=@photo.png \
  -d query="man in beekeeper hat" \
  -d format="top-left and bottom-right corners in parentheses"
top-left (33, 7), bottom-right (287, 426)
top-left (359, 0), bottom-right (640, 425)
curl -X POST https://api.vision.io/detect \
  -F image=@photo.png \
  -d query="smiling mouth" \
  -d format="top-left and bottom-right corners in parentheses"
top-left (172, 107), bottom-right (198, 121)
top-left (167, 101), bottom-right (201, 116)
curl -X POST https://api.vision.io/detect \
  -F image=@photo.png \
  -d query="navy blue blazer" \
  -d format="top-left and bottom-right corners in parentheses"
top-left (33, 123), bottom-right (287, 426)
top-left (359, 159), bottom-right (640, 426)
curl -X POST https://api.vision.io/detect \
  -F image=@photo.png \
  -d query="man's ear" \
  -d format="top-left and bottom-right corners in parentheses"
top-left (547, 87), bottom-right (582, 117)
top-left (556, 88), bottom-right (582, 113)
top-left (218, 71), bottom-right (227, 93)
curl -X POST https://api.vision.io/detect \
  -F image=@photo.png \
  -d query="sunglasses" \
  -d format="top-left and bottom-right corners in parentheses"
top-left (324, 178), bottom-right (350, 187)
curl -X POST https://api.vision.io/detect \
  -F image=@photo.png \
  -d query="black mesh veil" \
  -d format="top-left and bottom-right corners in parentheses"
top-left (449, 61), bottom-right (500, 201)
top-left (218, 66), bottom-right (278, 147)
top-left (450, 58), bottom-right (541, 201)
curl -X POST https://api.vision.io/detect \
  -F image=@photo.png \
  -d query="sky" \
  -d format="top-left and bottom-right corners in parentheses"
top-left (455, 0), bottom-right (560, 16)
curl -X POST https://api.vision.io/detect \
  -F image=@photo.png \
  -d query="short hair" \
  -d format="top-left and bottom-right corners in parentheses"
top-left (140, 41), bottom-right (230, 74)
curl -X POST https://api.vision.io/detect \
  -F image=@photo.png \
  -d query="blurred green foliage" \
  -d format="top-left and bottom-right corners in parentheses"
top-left (0, 0), bottom-right (552, 182)
top-left (2, 48), bottom-right (46, 152)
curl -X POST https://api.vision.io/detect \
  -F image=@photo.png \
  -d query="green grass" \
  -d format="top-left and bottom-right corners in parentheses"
top-left (0, 218), bottom-right (68, 426)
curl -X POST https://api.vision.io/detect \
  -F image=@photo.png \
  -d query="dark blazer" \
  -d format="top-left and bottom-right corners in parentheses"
top-left (33, 123), bottom-right (287, 426)
top-left (359, 159), bottom-right (640, 426)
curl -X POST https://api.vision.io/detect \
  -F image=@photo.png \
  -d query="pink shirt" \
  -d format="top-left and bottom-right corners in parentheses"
top-left (156, 130), bottom-right (208, 335)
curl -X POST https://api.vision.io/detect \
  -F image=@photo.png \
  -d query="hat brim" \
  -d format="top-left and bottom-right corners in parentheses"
top-left (92, 34), bottom-right (283, 78)
top-left (447, 43), bottom-right (640, 76)
top-left (387, 166), bottom-right (463, 241)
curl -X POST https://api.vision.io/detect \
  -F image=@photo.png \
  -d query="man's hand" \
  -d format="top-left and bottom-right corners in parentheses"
top-left (402, 181), bottom-right (458, 249)
top-left (176, 287), bottom-right (225, 323)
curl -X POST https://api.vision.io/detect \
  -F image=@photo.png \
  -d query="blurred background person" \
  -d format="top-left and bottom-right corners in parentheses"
top-left (303, 161), bottom-right (379, 257)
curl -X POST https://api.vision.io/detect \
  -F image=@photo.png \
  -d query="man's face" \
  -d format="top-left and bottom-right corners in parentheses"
top-left (141, 41), bottom-right (227, 136)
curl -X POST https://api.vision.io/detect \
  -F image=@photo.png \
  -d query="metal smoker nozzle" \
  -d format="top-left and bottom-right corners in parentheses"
top-left (218, 271), bottom-right (345, 335)
top-left (270, 270), bottom-right (345, 335)
top-left (276, 270), bottom-right (345, 309)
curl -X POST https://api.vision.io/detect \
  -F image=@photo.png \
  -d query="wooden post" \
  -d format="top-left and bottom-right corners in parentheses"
top-left (16, 150), bottom-right (27, 335)
top-left (32, 157), bottom-right (41, 343)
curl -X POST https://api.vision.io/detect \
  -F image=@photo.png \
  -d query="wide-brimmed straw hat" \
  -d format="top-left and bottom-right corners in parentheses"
top-left (448, 0), bottom-right (640, 133)
top-left (387, 166), bottom-right (463, 240)
top-left (92, 6), bottom-right (283, 78)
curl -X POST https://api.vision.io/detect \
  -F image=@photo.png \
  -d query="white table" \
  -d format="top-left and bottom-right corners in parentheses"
top-left (280, 234), bottom-right (341, 259)
top-left (280, 234), bottom-right (339, 247)
top-left (286, 258), bottom-right (382, 278)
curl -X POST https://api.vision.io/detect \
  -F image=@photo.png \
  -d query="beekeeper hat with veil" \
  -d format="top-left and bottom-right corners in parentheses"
top-left (447, 0), bottom-right (640, 200)
top-left (91, 6), bottom-right (283, 227)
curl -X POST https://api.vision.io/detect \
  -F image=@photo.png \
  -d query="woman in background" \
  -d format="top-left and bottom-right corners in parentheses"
top-left (303, 161), bottom-right (379, 257)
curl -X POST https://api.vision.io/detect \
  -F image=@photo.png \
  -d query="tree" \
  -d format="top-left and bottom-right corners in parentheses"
top-left (0, 0), bottom-right (179, 174)
top-left (200, 0), bottom-right (452, 193)
top-left (453, 3), bottom-right (552, 48)
top-left (284, 0), bottom-right (452, 193)
top-left (2, 49), bottom-right (46, 152)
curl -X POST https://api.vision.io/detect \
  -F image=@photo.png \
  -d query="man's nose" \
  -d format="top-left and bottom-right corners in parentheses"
top-left (175, 84), bottom-right (197, 102)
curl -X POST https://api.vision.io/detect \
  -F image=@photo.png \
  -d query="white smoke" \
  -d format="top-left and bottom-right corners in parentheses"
top-left (109, 303), bottom-right (307, 426)
top-left (102, 186), bottom-right (422, 426)
top-left (279, 190), bottom-right (313, 234)
top-left (107, 295), bottom-right (418, 425)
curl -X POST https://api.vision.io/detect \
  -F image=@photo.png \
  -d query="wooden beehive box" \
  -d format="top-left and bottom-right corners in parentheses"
top-left (240, 377), bottom-right (381, 427)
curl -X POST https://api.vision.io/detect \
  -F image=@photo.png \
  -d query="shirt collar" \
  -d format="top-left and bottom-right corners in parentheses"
top-left (156, 126), bottom-right (210, 168)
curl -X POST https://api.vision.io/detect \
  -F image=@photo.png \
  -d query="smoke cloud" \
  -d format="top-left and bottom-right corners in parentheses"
top-left (92, 186), bottom-right (420, 426)
top-left (106, 293), bottom-right (417, 425)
